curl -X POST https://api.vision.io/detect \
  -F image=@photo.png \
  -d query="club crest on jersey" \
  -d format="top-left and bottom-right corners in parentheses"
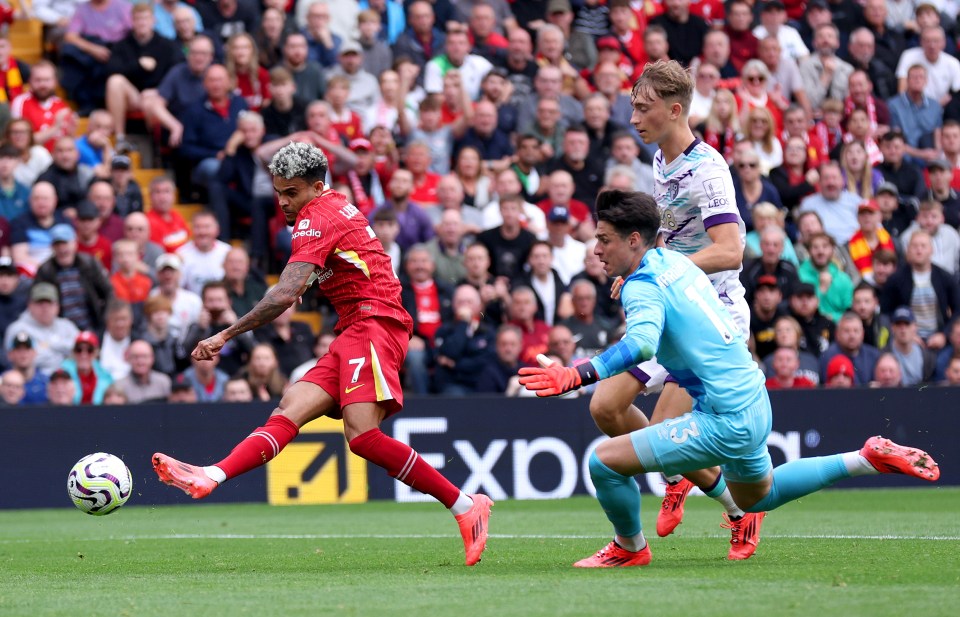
top-left (666, 179), bottom-right (680, 201)
top-left (703, 177), bottom-right (725, 200)
top-left (298, 219), bottom-right (311, 230)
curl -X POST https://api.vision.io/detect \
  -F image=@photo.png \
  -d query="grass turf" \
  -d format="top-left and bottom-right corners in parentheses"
top-left (1, 488), bottom-right (958, 617)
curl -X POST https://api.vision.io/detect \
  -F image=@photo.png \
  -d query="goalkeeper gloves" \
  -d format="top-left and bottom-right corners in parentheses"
top-left (518, 354), bottom-right (599, 397)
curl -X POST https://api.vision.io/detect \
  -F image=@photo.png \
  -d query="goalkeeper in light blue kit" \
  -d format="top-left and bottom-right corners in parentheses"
top-left (519, 189), bottom-right (940, 568)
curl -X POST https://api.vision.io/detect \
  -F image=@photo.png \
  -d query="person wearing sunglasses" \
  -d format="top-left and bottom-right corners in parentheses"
top-left (59, 331), bottom-right (114, 405)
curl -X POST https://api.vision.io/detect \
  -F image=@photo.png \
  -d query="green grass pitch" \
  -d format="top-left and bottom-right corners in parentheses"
top-left (2, 488), bottom-right (958, 617)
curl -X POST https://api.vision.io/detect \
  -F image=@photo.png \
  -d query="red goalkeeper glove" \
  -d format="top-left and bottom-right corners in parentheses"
top-left (518, 354), bottom-right (597, 397)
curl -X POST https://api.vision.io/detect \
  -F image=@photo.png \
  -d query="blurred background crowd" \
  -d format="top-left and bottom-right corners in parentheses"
top-left (3, 0), bottom-right (960, 407)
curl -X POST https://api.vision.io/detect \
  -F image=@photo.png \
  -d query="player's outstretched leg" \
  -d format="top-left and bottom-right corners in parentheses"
top-left (742, 436), bottom-right (940, 514)
top-left (152, 453), bottom-right (219, 499)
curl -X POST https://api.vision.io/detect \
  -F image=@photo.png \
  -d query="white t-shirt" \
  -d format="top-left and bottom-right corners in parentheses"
top-left (423, 54), bottom-right (494, 100)
top-left (482, 200), bottom-right (548, 238)
top-left (176, 240), bottom-right (233, 294)
top-left (150, 287), bottom-right (203, 341)
top-left (753, 25), bottom-right (809, 61)
top-left (895, 48), bottom-right (960, 103)
top-left (551, 235), bottom-right (587, 286)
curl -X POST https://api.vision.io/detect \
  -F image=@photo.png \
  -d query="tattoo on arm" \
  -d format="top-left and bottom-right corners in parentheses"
top-left (222, 261), bottom-right (316, 339)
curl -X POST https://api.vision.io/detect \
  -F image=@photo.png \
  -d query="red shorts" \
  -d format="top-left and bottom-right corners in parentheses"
top-left (300, 317), bottom-right (409, 417)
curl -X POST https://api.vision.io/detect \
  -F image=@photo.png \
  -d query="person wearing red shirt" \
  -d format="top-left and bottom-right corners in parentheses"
top-left (74, 200), bottom-right (113, 271)
top-left (508, 285), bottom-right (551, 366)
top-left (399, 244), bottom-right (453, 394)
top-left (765, 347), bottom-right (817, 389)
top-left (226, 33), bottom-right (271, 112)
top-left (152, 142), bottom-right (492, 566)
top-left (725, 0), bottom-right (758, 73)
top-left (110, 239), bottom-right (153, 303)
top-left (609, 0), bottom-right (647, 70)
top-left (145, 176), bottom-right (190, 252)
top-left (847, 199), bottom-right (896, 277)
top-left (62, 331), bottom-right (115, 405)
top-left (405, 141), bottom-right (440, 206)
top-left (9, 61), bottom-right (75, 152)
top-left (325, 75), bottom-right (364, 142)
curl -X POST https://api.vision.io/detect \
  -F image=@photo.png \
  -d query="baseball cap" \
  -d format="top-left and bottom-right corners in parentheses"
top-left (792, 282), bottom-right (817, 297)
top-left (876, 182), bottom-right (900, 197)
top-left (548, 205), bottom-right (570, 223)
top-left (485, 66), bottom-right (509, 80)
top-left (74, 331), bottom-right (100, 349)
top-left (349, 137), bottom-right (372, 152)
top-left (826, 354), bottom-right (854, 381)
top-left (596, 36), bottom-right (621, 52)
top-left (547, 0), bottom-right (572, 13)
top-left (0, 256), bottom-right (17, 275)
top-left (171, 373), bottom-right (193, 392)
top-left (756, 275), bottom-right (779, 289)
top-left (928, 158), bottom-right (952, 172)
top-left (10, 331), bottom-right (32, 349)
top-left (156, 253), bottom-right (182, 271)
top-left (50, 224), bottom-right (76, 243)
top-left (892, 306), bottom-right (916, 324)
top-left (49, 368), bottom-right (72, 382)
top-left (339, 39), bottom-right (362, 55)
top-left (29, 282), bottom-right (59, 303)
top-left (111, 154), bottom-right (132, 170)
top-left (762, 0), bottom-right (786, 12)
top-left (807, 0), bottom-right (829, 11)
top-left (75, 200), bottom-right (98, 220)
top-left (858, 199), bottom-right (880, 213)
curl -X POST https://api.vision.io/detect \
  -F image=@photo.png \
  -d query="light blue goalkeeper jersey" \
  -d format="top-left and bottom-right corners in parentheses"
top-left (588, 248), bottom-right (765, 414)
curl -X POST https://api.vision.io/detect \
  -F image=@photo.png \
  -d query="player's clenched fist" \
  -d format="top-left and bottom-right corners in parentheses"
top-left (192, 333), bottom-right (226, 361)
top-left (518, 354), bottom-right (583, 397)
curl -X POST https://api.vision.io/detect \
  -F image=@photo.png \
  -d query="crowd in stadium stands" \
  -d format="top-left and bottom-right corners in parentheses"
top-left (5, 0), bottom-right (960, 407)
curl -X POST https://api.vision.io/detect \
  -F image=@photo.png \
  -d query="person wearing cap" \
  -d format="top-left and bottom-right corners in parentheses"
top-left (922, 154), bottom-right (960, 227)
top-left (847, 198), bottom-right (897, 277)
top-left (424, 26), bottom-right (493, 101)
top-left (0, 256), bottom-right (28, 339)
top-left (872, 180), bottom-right (914, 242)
top-left (33, 223), bottom-right (113, 333)
top-left (823, 353), bottom-right (855, 387)
top-left (544, 203), bottom-right (586, 286)
top-left (60, 331), bottom-right (114, 405)
top-left (886, 306), bottom-right (936, 385)
top-left (329, 38), bottom-right (381, 112)
top-left (168, 373), bottom-right (199, 404)
top-left (3, 282), bottom-right (80, 375)
top-left (4, 331), bottom-right (48, 404)
top-left (150, 252), bottom-right (203, 341)
top-left (819, 312), bottom-right (881, 385)
top-left (0, 143), bottom-right (30, 223)
top-left (887, 64), bottom-right (942, 164)
top-left (73, 200), bottom-right (113, 271)
top-left (46, 368), bottom-right (76, 406)
top-left (788, 281), bottom-right (835, 355)
top-left (108, 153), bottom-right (144, 218)
top-left (751, 274), bottom-right (788, 360)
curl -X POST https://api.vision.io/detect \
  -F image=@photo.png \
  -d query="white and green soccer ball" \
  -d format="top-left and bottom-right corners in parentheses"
top-left (67, 453), bottom-right (133, 516)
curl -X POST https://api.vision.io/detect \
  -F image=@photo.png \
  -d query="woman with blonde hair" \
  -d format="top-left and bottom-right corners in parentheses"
top-left (736, 58), bottom-right (787, 134)
top-left (839, 140), bottom-right (884, 199)
top-left (225, 33), bottom-right (271, 111)
top-left (453, 145), bottom-right (492, 209)
top-left (744, 202), bottom-right (799, 265)
top-left (697, 88), bottom-right (741, 164)
top-left (762, 316), bottom-right (821, 384)
top-left (239, 344), bottom-right (288, 402)
top-left (745, 106), bottom-right (783, 175)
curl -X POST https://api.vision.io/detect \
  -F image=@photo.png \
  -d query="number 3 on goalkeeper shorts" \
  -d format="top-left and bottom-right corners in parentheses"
top-left (665, 416), bottom-right (701, 444)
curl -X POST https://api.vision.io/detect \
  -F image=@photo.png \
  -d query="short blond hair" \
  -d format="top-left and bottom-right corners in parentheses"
top-left (631, 60), bottom-right (695, 115)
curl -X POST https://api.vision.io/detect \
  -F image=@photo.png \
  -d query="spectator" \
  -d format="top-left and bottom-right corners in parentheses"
top-left (428, 174), bottom-right (482, 233)
top-left (254, 303), bottom-right (316, 378)
top-left (120, 211), bottom-right (163, 280)
top-left (745, 107), bottom-right (783, 176)
top-left (516, 65), bottom-right (584, 135)
top-left (475, 324), bottom-right (522, 393)
top-left (737, 59), bottom-right (788, 137)
top-left (424, 26), bottom-right (492, 101)
top-left (871, 182), bottom-right (914, 250)
top-left (181, 354), bottom-right (229, 402)
top-left (888, 64), bottom-right (942, 164)
top-left (36, 137), bottom-right (94, 215)
top-left (939, 120), bottom-right (960, 191)
top-left (744, 203), bottom-right (798, 266)
top-left (371, 207), bottom-right (401, 275)
top-left (870, 351), bottom-right (903, 387)
top-left (99, 299), bottom-right (133, 380)
top-left (221, 247), bottom-right (266, 317)
top-left (154, 0), bottom-right (204, 41)
top-left (323, 77), bottom-right (362, 144)
top-left (87, 180), bottom-right (124, 242)
top-left (114, 339), bottom-right (172, 403)
top-left (375, 168), bottom-right (434, 251)
top-left (895, 26), bottom-right (960, 107)
top-left (109, 239), bottom-right (151, 305)
top-left (762, 315), bottom-right (821, 384)
top-left (0, 144), bottom-right (30, 223)
top-left (289, 331), bottom-right (336, 383)
top-left (456, 242), bottom-right (508, 326)
top-left (734, 147), bottom-right (782, 229)
top-left (820, 311), bottom-right (881, 385)
top-left (483, 166), bottom-right (547, 237)
top-left (526, 96), bottom-right (566, 162)
top-left (799, 161), bottom-right (862, 245)
top-left (765, 347), bottom-right (817, 389)
top-left (560, 279), bottom-right (614, 357)
top-left (60, 330), bottom-right (113, 405)
top-left (605, 131), bottom-right (655, 194)
top-left (507, 285), bottom-right (550, 366)
top-left (451, 146), bottom-right (493, 209)
top-left (758, 36), bottom-right (810, 119)
top-left (5, 331), bottom-right (49, 404)
top-left (877, 129), bottom-right (927, 201)
top-left (824, 353), bottom-right (855, 388)
top-left (73, 200), bottom-right (112, 271)
top-left (852, 281), bottom-right (891, 349)
top-left (799, 231), bottom-right (855, 322)
top-left (924, 158), bottom-right (960, 229)
top-left (150, 253), bottom-right (202, 341)
top-left (793, 211), bottom-right (857, 285)
top-left (140, 294), bottom-right (189, 376)
top-left (900, 200), bottom-right (960, 277)
top-left (433, 284), bottom-right (496, 395)
top-left (46, 368), bottom-right (77, 405)
top-left (424, 209), bottom-right (467, 287)
top-left (886, 306), bottom-right (936, 385)
top-left (513, 240), bottom-right (572, 326)
top-left (58, 0), bottom-right (132, 114)
top-left (859, 0), bottom-right (904, 76)
top-left (477, 194), bottom-right (537, 281)
top-left (105, 3), bottom-right (184, 150)
top-left (544, 125), bottom-right (605, 208)
top-left (724, 0), bottom-right (758, 73)
top-left (537, 170), bottom-right (593, 237)
top-left (788, 282), bottom-right (835, 356)
top-left (184, 280), bottom-right (254, 375)
top-left (847, 199), bottom-right (897, 278)
top-left (839, 140), bottom-right (883, 199)
top-left (176, 210), bottom-right (232, 294)
top-left (0, 369), bottom-right (25, 406)
top-left (751, 275), bottom-right (788, 360)
top-left (237, 343), bottom-right (287, 401)
top-left (4, 283), bottom-right (79, 374)
top-left (168, 374), bottom-right (198, 403)
top-left (941, 355), bottom-right (960, 385)
top-left (0, 256), bottom-right (28, 340)
top-left (34, 224), bottom-right (112, 332)
top-left (302, 0), bottom-right (341, 67)
top-left (222, 376), bottom-right (254, 401)
top-left (571, 239), bottom-right (620, 323)
top-left (392, 1), bottom-right (444, 75)
top-left (545, 205), bottom-right (586, 287)
top-left (279, 32), bottom-right (326, 103)
top-left (649, 0), bottom-right (710, 67)
top-left (933, 319), bottom-right (960, 381)
top-left (10, 61), bottom-right (76, 152)
top-left (205, 0), bottom-right (257, 46)
top-left (799, 23), bottom-right (853, 111)
top-left (753, 0), bottom-right (808, 62)
top-left (844, 67), bottom-right (892, 140)
top-left (881, 230), bottom-right (960, 349)
top-left (260, 67), bottom-right (307, 140)
top-left (145, 176), bottom-right (190, 253)
top-left (399, 244), bottom-right (452, 393)
top-left (358, 9), bottom-right (392, 76)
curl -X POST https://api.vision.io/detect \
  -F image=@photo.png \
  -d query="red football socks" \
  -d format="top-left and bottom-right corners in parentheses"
top-left (215, 415), bottom-right (300, 479)
top-left (349, 428), bottom-right (460, 508)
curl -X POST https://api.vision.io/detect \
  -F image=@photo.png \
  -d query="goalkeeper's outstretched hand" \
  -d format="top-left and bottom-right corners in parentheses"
top-left (518, 354), bottom-right (582, 397)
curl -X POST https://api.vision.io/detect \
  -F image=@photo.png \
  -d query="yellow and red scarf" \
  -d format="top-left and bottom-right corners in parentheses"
top-left (0, 57), bottom-right (24, 104)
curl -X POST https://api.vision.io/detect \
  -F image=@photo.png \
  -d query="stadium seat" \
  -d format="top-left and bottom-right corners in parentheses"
top-left (290, 311), bottom-right (323, 335)
top-left (8, 18), bottom-right (43, 65)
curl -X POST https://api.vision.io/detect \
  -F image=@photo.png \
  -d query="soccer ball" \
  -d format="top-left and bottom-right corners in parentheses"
top-left (67, 453), bottom-right (133, 516)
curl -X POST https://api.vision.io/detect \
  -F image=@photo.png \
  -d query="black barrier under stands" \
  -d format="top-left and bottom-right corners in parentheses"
top-left (1, 388), bottom-right (956, 510)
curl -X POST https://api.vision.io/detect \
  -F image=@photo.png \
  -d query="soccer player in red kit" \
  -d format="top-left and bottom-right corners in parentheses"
top-left (152, 142), bottom-right (493, 566)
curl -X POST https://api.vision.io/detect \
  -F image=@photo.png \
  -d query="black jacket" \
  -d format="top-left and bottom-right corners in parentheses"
top-left (880, 264), bottom-right (960, 333)
top-left (433, 320), bottom-right (497, 391)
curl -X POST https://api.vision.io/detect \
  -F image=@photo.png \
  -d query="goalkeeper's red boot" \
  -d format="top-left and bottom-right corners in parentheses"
top-left (722, 511), bottom-right (765, 560)
top-left (152, 453), bottom-right (218, 499)
top-left (656, 477), bottom-right (694, 537)
top-left (573, 541), bottom-right (652, 568)
top-left (455, 494), bottom-right (493, 566)
top-left (860, 436), bottom-right (940, 481)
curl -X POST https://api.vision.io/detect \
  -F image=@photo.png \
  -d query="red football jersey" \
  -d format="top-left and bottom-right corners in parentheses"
top-left (290, 190), bottom-right (413, 334)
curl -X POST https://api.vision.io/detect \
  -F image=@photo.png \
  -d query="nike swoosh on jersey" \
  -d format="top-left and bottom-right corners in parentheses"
top-left (345, 384), bottom-right (364, 393)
